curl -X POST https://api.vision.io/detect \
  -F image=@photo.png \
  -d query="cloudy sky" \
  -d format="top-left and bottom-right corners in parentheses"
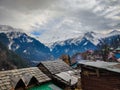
top-left (0, 0), bottom-right (120, 43)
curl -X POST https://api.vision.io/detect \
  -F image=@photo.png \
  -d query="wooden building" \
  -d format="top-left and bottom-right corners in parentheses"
top-left (79, 61), bottom-right (120, 90)
top-left (37, 60), bottom-right (73, 77)
top-left (0, 67), bottom-right (51, 90)
top-left (37, 60), bottom-right (80, 89)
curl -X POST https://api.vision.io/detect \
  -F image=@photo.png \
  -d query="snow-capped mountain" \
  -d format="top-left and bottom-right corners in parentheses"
top-left (49, 31), bottom-right (100, 58)
top-left (47, 31), bottom-right (102, 48)
top-left (83, 31), bottom-right (103, 45)
top-left (1, 25), bottom-right (120, 60)
top-left (51, 37), bottom-right (98, 58)
top-left (98, 30), bottom-right (120, 49)
top-left (48, 30), bottom-right (120, 58)
top-left (49, 32), bottom-right (101, 48)
top-left (0, 25), bottom-right (52, 63)
top-left (106, 30), bottom-right (120, 37)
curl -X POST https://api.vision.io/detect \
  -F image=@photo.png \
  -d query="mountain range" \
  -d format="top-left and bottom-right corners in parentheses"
top-left (49, 30), bottom-right (120, 58)
top-left (0, 25), bottom-right (52, 64)
top-left (0, 25), bottom-right (120, 65)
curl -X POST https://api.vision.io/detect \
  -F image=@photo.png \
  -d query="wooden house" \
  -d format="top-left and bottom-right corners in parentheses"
top-left (37, 60), bottom-right (80, 89)
top-left (0, 67), bottom-right (51, 90)
top-left (79, 61), bottom-right (120, 90)
top-left (115, 47), bottom-right (120, 53)
top-left (11, 77), bottom-right (26, 90)
top-left (37, 60), bottom-right (73, 77)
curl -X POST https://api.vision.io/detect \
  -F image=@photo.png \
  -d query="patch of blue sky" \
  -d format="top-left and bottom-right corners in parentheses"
top-left (31, 30), bottom-right (45, 36)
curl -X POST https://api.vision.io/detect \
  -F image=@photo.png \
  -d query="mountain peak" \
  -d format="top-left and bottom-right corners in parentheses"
top-left (107, 30), bottom-right (120, 37)
top-left (84, 31), bottom-right (96, 38)
top-left (109, 30), bottom-right (120, 34)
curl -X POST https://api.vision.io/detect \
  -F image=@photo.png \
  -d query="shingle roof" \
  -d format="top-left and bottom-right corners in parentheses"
top-left (11, 76), bottom-right (25, 88)
top-left (22, 74), bottom-right (35, 86)
top-left (0, 67), bottom-right (51, 90)
top-left (78, 61), bottom-right (120, 73)
top-left (39, 60), bottom-right (73, 74)
top-left (55, 71), bottom-right (78, 86)
top-left (115, 47), bottom-right (120, 51)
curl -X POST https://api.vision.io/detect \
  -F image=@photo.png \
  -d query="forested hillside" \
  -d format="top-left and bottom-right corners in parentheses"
top-left (0, 42), bottom-right (28, 70)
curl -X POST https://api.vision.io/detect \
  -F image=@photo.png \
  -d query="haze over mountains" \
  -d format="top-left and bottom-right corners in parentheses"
top-left (0, 25), bottom-right (120, 64)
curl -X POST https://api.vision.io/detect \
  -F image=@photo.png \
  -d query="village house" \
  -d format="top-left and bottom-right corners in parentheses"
top-left (79, 60), bottom-right (120, 90)
top-left (37, 60), bottom-right (81, 90)
top-left (0, 67), bottom-right (51, 90)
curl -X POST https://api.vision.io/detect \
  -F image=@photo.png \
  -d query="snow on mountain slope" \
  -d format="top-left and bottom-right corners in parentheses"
top-left (51, 37), bottom-right (97, 58)
top-left (1, 25), bottom-right (120, 59)
top-left (6, 31), bottom-right (33, 50)
top-left (0, 25), bottom-right (52, 62)
top-left (46, 30), bottom-right (120, 49)
top-left (106, 30), bottom-right (120, 37)
top-left (83, 31), bottom-right (103, 45)
top-left (46, 30), bottom-right (120, 58)
top-left (47, 31), bottom-right (102, 49)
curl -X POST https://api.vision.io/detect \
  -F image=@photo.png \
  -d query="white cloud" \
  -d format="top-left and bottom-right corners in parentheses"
top-left (0, 0), bottom-right (120, 43)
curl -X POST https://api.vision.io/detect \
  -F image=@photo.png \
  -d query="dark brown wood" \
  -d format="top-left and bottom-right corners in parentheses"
top-left (38, 63), bottom-right (52, 77)
top-left (80, 64), bottom-right (120, 90)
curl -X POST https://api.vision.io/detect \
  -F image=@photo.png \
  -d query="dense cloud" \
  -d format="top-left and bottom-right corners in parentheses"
top-left (0, 0), bottom-right (120, 43)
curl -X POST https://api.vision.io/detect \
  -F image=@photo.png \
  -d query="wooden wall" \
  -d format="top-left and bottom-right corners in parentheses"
top-left (80, 65), bottom-right (120, 90)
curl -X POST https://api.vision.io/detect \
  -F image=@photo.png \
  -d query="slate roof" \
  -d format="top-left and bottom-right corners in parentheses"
top-left (11, 76), bottom-right (25, 88)
top-left (55, 71), bottom-right (78, 86)
top-left (78, 61), bottom-right (120, 73)
top-left (115, 47), bottom-right (120, 51)
top-left (0, 67), bottom-right (51, 90)
top-left (39, 60), bottom-right (73, 74)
